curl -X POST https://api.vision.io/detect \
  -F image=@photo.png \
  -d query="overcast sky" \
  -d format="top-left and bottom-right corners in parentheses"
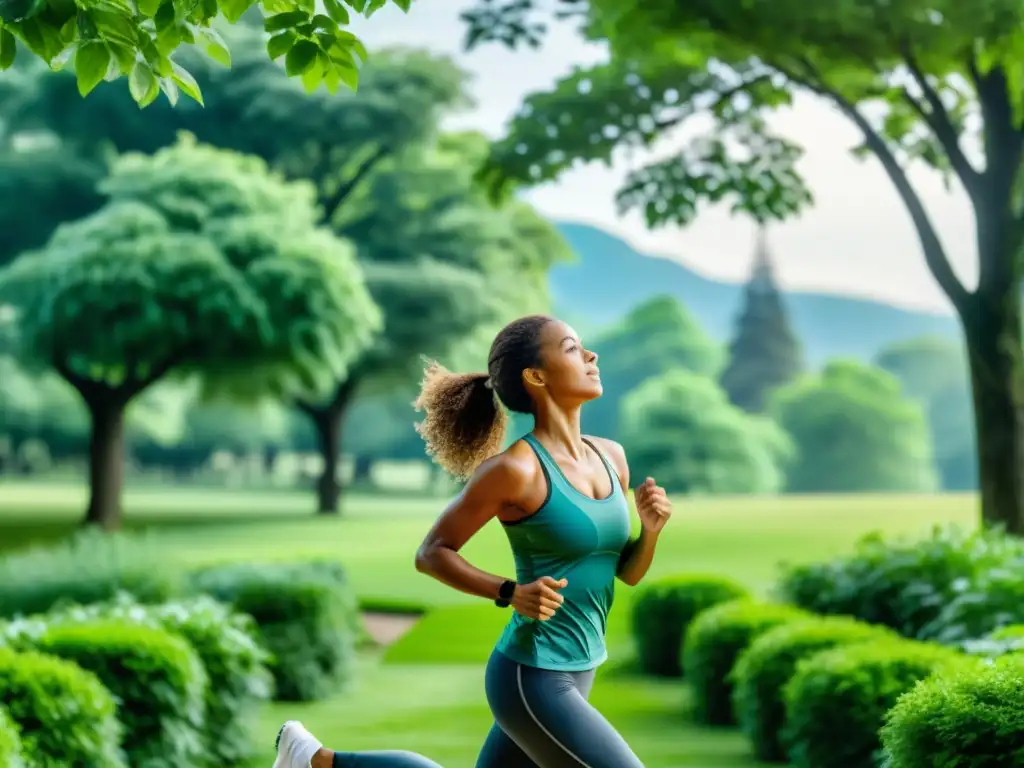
top-left (350, 3), bottom-right (979, 316)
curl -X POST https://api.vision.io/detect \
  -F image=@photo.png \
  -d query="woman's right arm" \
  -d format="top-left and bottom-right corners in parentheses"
top-left (414, 455), bottom-right (529, 601)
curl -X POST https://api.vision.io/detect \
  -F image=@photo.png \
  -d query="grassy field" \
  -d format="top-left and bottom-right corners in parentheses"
top-left (0, 482), bottom-right (980, 767)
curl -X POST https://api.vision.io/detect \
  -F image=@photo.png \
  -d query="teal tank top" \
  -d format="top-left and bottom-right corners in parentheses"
top-left (494, 434), bottom-right (632, 671)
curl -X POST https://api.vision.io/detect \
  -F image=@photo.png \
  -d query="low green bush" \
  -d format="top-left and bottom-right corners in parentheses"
top-left (776, 525), bottom-right (1021, 639)
top-left (0, 529), bottom-right (182, 619)
top-left (732, 616), bottom-right (898, 762)
top-left (631, 573), bottom-right (750, 677)
top-left (783, 639), bottom-right (964, 768)
top-left (35, 620), bottom-right (207, 767)
top-left (0, 706), bottom-right (24, 768)
top-left (683, 599), bottom-right (809, 725)
top-left (880, 654), bottom-right (1024, 768)
top-left (0, 646), bottom-right (125, 766)
top-left (191, 561), bottom-right (357, 701)
top-left (917, 565), bottom-right (1024, 645)
top-left (51, 594), bottom-right (273, 765)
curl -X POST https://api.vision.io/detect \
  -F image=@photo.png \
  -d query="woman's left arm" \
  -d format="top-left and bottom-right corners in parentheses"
top-left (589, 437), bottom-right (673, 587)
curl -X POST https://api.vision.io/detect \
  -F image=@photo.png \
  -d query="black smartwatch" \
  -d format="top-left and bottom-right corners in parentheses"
top-left (495, 580), bottom-right (517, 608)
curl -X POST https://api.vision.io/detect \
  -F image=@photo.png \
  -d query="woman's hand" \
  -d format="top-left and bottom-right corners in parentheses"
top-left (512, 576), bottom-right (567, 620)
top-left (635, 477), bottom-right (672, 535)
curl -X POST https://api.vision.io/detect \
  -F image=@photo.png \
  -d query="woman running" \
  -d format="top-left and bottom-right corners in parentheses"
top-left (274, 315), bottom-right (672, 768)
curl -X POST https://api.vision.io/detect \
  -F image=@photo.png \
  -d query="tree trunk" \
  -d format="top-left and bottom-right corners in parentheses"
top-left (353, 454), bottom-right (374, 485)
top-left (961, 288), bottom-right (1024, 533)
top-left (304, 378), bottom-right (359, 515)
top-left (83, 399), bottom-right (127, 530)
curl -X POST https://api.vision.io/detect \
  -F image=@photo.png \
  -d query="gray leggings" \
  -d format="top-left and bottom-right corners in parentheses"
top-left (333, 753), bottom-right (441, 767)
top-left (475, 650), bottom-right (644, 768)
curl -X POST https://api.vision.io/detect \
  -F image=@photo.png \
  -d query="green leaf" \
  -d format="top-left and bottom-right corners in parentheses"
top-left (300, 50), bottom-right (323, 92)
top-left (284, 38), bottom-right (317, 76)
top-left (365, 0), bottom-right (387, 16)
top-left (218, 0), bottom-right (254, 22)
top-left (347, 0), bottom-right (366, 11)
top-left (322, 0), bottom-right (348, 24)
top-left (158, 74), bottom-right (178, 105)
top-left (193, 24), bottom-right (230, 66)
top-left (264, 10), bottom-right (308, 32)
top-left (331, 28), bottom-right (366, 62)
top-left (49, 41), bottom-right (76, 69)
top-left (0, 27), bottom-right (15, 69)
top-left (311, 13), bottom-right (335, 31)
top-left (265, 29), bottom-right (295, 59)
top-left (170, 59), bottom-right (203, 104)
top-left (393, 0), bottom-right (411, 10)
top-left (136, 0), bottom-right (160, 17)
top-left (74, 40), bottom-right (110, 95)
top-left (129, 58), bottom-right (159, 105)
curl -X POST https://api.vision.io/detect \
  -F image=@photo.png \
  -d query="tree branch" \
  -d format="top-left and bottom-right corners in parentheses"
top-left (779, 57), bottom-right (970, 312)
top-left (898, 42), bottom-right (982, 203)
top-left (320, 145), bottom-right (391, 223)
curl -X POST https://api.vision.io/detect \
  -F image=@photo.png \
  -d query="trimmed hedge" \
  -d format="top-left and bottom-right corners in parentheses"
top-left (35, 620), bottom-right (208, 767)
top-left (880, 654), bottom-right (1024, 768)
top-left (0, 706), bottom-right (24, 768)
top-left (0, 646), bottom-right (125, 766)
top-left (50, 594), bottom-right (272, 765)
top-left (191, 561), bottom-right (357, 701)
top-left (683, 600), bottom-right (809, 725)
top-left (631, 573), bottom-right (749, 677)
top-left (0, 529), bottom-right (182, 619)
top-left (776, 526), bottom-right (1021, 639)
top-left (783, 639), bottom-right (964, 768)
top-left (731, 616), bottom-right (898, 762)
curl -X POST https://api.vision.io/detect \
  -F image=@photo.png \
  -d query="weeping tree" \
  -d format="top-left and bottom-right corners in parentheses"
top-left (464, 0), bottom-right (1024, 533)
top-left (0, 137), bottom-right (378, 528)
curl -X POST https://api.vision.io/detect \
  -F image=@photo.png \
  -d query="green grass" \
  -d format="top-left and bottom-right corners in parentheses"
top-left (0, 482), bottom-right (981, 767)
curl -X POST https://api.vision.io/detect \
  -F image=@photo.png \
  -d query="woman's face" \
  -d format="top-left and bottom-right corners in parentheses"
top-left (529, 319), bottom-right (602, 404)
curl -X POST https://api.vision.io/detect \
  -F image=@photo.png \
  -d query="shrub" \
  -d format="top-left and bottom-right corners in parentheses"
top-left (732, 616), bottom-right (898, 762)
top-left (775, 525), bottom-right (1021, 639)
top-left (191, 560), bottom-right (357, 701)
top-left (631, 573), bottom-right (750, 677)
top-left (0, 706), bottom-right (24, 768)
top-left (683, 599), bottom-right (809, 725)
top-left (0, 529), bottom-right (182, 619)
top-left (783, 639), bottom-right (964, 768)
top-left (35, 620), bottom-right (208, 767)
top-left (880, 654), bottom-right (1024, 768)
top-left (916, 563), bottom-right (1024, 645)
top-left (49, 594), bottom-right (273, 765)
top-left (0, 646), bottom-right (125, 766)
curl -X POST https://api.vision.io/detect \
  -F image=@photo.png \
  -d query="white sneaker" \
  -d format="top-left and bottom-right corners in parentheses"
top-left (273, 720), bottom-right (324, 768)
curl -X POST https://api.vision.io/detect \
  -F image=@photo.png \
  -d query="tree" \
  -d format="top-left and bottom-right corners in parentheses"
top-left (875, 336), bottom-right (977, 490)
top-left (0, 0), bottom-right (414, 106)
top-left (0, 137), bottom-right (379, 527)
top-left (771, 361), bottom-right (938, 493)
top-left (296, 134), bottom-right (571, 512)
top-left (584, 294), bottom-right (721, 440)
top-left (1, 33), bottom-right (469, 282)
top-left (719, 228), bottom-right (803, 412)
top-left (619, 368), bottom-right (792, 495)
top-left (463, 0), bottom-right (1024, 532)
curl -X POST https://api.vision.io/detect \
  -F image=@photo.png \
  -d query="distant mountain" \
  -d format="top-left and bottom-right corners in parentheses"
top-left (549, 222), bottom-right (961, 366)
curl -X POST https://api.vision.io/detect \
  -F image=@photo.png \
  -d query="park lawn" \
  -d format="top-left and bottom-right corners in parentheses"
top-left (0, 482), bottom-right (980, 768)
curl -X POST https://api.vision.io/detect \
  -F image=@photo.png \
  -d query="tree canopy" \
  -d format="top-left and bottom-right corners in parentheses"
top-left (619, 368), bottom-right (792, 495)
top-left (875, 336), bottom-right (977, 490)
top-left (0, 136), bottom-right (380, 526)
top-left (0, 0), bottom-right (414, 106)
top-left (583, 294), bottom-right (721, 440)
top-left (463, 0), bottom-right (1024, 531)
top-left (771, 361), bottom-right (937, 493)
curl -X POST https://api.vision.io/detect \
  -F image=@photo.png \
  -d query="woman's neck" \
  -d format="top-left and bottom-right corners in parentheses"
top-left (533, 403), bottom-right (586, 460)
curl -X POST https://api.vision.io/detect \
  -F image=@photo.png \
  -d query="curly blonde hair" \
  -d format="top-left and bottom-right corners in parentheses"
top-left (413, 315), bottom-right (552, 479)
